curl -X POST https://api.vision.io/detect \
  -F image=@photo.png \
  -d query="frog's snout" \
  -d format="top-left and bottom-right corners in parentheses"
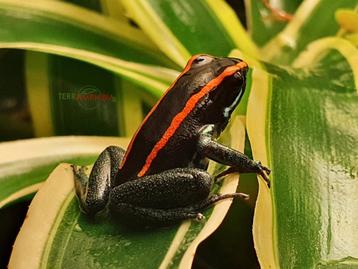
top-left (233, 63), bottom-right (248, 80)
top-left (227, 57), bottom-right (248, 77)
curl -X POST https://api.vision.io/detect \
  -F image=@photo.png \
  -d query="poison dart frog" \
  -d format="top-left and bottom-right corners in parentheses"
top-left (72, 54), bottom-right (270, 225)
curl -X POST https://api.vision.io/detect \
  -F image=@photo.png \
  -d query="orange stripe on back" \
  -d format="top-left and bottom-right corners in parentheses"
top-left (118, 55), bottom-right (202, 170)
top-left (138, 61), bottom-right (247, 176)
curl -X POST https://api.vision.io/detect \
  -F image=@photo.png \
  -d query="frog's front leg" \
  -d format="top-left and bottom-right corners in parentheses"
top-left (109, 168), bottom-right (248, 225)
top-left (72, 146), bottom-right (125, 215)
top-left (197, 125), bottom-right (271, 187)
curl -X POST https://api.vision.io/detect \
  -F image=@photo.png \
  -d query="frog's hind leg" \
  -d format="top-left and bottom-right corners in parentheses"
top-left (109, 167), bottom-right (249, 225)
top-left (111, 193), bottom-right (248, 226)
top-left (110, 168), bottom-right (214, 210)
top-left (189, 192), bottom-right (249, 212)
top-left (72, 146), bottom-right (125, 216)
top-left (111, 203), bottom-right (201, 226)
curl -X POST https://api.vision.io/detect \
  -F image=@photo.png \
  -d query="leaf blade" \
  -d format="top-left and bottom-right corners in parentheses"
top-left (248, 37), bottom-right (358, 268)
top-left (262, 0), bottom-right (358, 64)
top-left (121, 0), bottom-right (254, 66)
top-left (0, 0), bottom-right (175, 67)
top-left (10, 117), bottom-right (246, 269)
top-left (0, 136), bottom-right (129, 209)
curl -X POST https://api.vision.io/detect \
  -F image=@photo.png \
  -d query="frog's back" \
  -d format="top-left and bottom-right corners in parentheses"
top-left (116, 61), bottom-right (203, 183)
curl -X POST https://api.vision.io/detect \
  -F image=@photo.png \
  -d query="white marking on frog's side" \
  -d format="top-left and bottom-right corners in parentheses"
top-left (223, 89), bottom-right (244, 118)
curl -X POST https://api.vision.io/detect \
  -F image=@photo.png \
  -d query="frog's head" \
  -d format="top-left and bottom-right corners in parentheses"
top-left (184, 54), bottom-right (248, 131)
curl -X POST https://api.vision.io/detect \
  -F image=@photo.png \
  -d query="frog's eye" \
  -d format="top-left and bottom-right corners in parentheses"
top-left (192, 55), bottom-right (213, 66)
top-left (194, 56), bottom-right (206, 63)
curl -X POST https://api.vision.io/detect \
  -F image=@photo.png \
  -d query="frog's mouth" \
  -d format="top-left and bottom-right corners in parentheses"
top-left (233, 70), bottom-right (246, 81)
top-left (222, 85), bottom-right (245, 118)
top-left (220, 62), bottom-right (248, 118)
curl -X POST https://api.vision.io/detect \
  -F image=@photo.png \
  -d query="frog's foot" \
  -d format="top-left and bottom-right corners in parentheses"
top-left (190, 193), bottom-right (250, 222)
top-left (214, 167), bottom-right (236, 182)
top-left (72, 165), bottom-right (89, 192)
top-left (215, 162), bottom-right (271, 188)
top-left (256, 161), bottom-right (271, 188)
top-left (192, 193), bottom-right (249, 221)
top-left (193, 193), bottom-right (249, 211)
top-left (71, 165), bottom-right (90, 212)
top-left (72, 164), bottom-right (88, 177)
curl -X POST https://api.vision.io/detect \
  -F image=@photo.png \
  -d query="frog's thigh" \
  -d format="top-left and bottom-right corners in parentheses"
top-left (74, 145), bottom-right (125, 215)
top-left (110, 168), bottom-right (212, 209)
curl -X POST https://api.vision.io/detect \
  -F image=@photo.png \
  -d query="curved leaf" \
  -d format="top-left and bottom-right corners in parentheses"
top-left (21, 45), bottom-right (178, 140)
top-left (262, 0), bottom-right (357, 64)
top-left (0, 136), bottom-right (129, 209)
top-left (0, 0), bottom-right (176, 67)
top-left (10, 117), bottom-right (247, 269)
top-left (248, 37), bottom-right (358, 268)
top-left (121, 0), bottom-right (256, 66)
top-left (0, 0), bottom-right (181, 99)
top-left (2, 43), bottom-right (177, 97)
top-left (245, 0), bottom-right (301, 46)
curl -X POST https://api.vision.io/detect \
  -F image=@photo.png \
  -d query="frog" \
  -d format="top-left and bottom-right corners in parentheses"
top-left (72, 54), bottom-right (270, 225)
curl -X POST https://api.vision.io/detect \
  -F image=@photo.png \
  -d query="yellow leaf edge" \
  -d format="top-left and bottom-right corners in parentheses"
top-left (8, 138), bottom-right (130, 269)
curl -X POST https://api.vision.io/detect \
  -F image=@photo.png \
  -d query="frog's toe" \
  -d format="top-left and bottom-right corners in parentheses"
top-left (71, 164), bottom-right (78, 173)
top-left (255, 161), bottom-right (271, 187)
top-left (195, 213), bottom-right (205, 222)
top-left (72, 165), bottom-right (88, 178)
top-left (72, 165), bottom-right (89, 191)
top-left (262, 165), bottom-right (271, 175)
top-left (259, 169), bottom-right (271, 188)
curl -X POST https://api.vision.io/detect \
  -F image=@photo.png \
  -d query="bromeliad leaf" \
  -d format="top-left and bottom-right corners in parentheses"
top-left (0, 136), bottom-right (129, 209)
top-left (0, 0), bottom-right (180, 98)
top-left (245, 0), bottom-right (301, 46)
top-left (262, 0), bottom-right (358, 64)
top-left (0, 0), bottom-right (174, 67)
top-left (120, 0), bottom-right (257, 66)
top-left (247, 37), bottom-right (358, 268)
top-left (10, 117), bottom-right (246, 269)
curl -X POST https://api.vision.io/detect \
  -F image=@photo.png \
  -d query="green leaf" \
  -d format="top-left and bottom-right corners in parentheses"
top-left (99, 0), bottom-right (147, 137)
top-left (0, 0), bottom-right (180, 96)
top-left (0, 136), bottom-right (129, 209)
top-left (17, 0), bottom-right (178, 137)
top-left (245, 0), bottom-right (301, 46)
top-left (120, 0), bottom-right (257, 66)
top-left (262, 0), bottom-right (358, 64)
top-left (0, 0), bottom-right (175, 67)
top-left (10, 117), bottom-right (247, 269)
top-left (23, 48), bottom-right (177, 138)
top-left (247, 37), bottom-right (358, 268)
top-left (0, 0), bottom-right (181, 138)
